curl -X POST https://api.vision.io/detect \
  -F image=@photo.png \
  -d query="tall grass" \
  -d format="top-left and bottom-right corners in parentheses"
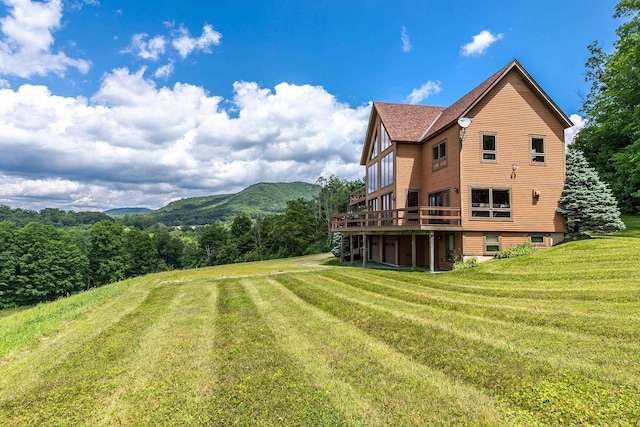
top-left (0, 239), bottom-right (639, 425)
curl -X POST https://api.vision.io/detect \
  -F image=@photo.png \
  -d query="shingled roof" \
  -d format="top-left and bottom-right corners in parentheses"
top-left (361, 60), bottom-right (572, 165)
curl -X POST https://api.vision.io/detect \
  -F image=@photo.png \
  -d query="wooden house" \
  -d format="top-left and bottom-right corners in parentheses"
top-left (331, 60), bottom-right (573, 271)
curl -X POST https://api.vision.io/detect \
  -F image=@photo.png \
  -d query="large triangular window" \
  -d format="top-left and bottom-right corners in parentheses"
top-left (369, 132), bottom-right (378, 160)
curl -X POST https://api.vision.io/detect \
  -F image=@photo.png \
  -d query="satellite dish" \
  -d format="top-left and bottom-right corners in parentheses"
top-left (457, 117), bottom-right (472, 128)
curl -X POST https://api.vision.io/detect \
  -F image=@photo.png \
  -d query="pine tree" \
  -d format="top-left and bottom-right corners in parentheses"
top-left (558, 148), bottom-right (625, 239)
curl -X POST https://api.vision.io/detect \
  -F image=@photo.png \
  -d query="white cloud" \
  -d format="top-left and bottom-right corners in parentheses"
top-left (406, 80), bottom-right (442, 104)
top-left (0, 70), bottom-right (370, 210)
top-left (401, 26), bottom-right (411, 53)
top-left (154, 62), bottom-right (174, 79)
top-left (123, 23), bottom-right (222, 64)
top-left (565, 114), bottom-right (586, 145)
top-left (461, 30), bottom-right (504, 56)
top-left (0, 0), bottom-right (91, 77)
top-left (126, 33), bottom-right (167, 60)
top-left (171, 24), bottom-right (221, 59)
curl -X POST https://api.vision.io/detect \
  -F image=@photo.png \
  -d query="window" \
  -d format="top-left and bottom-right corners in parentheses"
top-left (380, 152), bottom-right (394, 188)
top-left (471, 187), bottom-right (511, 219)
top-left (369, 133), bottom-right (378, 160)
top-left (367, 198), bottom-right (378, 226)
top-left (428, 190), bottom-right (450, 224)
top-left (484, 235), bottom-right (500, 254)
top-left (446, 234), bottom-right (455, 262)
top-left (381, 192), bottom-right (394, 225)
top-left (530, 235), bottom-right (545, 245)
top-left (481, 134), bottom-right (497, 161)
top-left (432, 140), bottom-right (447, 170)
top-left (381, 123), bottom-right (391, 151)
top-left (367, 163), bottom-right (378, 194)
top-left (531, 136), bottom-right (545, 163)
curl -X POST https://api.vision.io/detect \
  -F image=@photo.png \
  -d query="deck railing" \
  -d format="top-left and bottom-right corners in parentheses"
top-left (349, 187), bottom-right (366, 205)
top-left (331, 207), bottom-right (462, 231)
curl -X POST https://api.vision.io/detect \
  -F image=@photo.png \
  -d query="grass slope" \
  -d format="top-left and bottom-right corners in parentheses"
top-left (151, 181), bottom-right (319, 225)
top-left (1, 241), bottom-right (639, 425)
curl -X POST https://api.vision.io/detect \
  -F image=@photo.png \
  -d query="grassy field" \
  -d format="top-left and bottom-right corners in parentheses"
top-left (1, 238), bottom-right (639, 426)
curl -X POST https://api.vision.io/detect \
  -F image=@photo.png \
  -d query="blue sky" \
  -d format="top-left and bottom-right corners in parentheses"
top-left (0, 0), bottom-right (621, 211)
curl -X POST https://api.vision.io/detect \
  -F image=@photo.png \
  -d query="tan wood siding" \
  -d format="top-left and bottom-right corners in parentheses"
top-left (396, 144), bottom-right (422, 208)
top-left (421, 127), bottom-right (462, 208)
top-left (459, 71), bottom-right (566, 233)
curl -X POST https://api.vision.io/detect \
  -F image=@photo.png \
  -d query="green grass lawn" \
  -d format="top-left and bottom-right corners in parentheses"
top-left (1, 241), bottom-right (639, 426)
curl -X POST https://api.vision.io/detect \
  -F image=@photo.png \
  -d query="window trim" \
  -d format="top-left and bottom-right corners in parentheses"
top-left (367, 162), bottom-right (378, 194)
top-left (484, 234), bottom-right (501, 255)
top-left (530, 234), bottom-right (545, 246)
top-left (470, 187), bottom-right (512, 220)
top-left (380, 151), bottom-right (394, 188)
top-left (530, 135), bottom-right (546, 164)
top-left (481, 133), bottom-right (498, 162)
top-left (432, 139), bottom-right (447, 171)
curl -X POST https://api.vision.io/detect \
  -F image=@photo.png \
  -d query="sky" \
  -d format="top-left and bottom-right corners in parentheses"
top-left (0, 0), bottom-right (622, 211)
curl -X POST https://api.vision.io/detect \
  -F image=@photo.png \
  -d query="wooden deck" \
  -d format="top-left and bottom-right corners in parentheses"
top-left (331, 207), bottom-right (462, 233)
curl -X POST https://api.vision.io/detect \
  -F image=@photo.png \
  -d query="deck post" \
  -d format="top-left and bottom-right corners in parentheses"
top-left (411, 234), bottom-right (417, 269)
top-left (349, 234), bottom-right (354, 263)
top-left (362, 232), bottom-right (367, 267)
top-left (340, 233), bottom-right (345, 262)
top-left (429, 231), bottom-right (435, 273)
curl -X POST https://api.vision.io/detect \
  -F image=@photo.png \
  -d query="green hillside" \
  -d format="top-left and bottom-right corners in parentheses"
top-left (104, 207), bottom-right (153, 216)
top-left (1, 237), bottom-right (639, 425)
top-left (151, 181), bottom-right (319, 225)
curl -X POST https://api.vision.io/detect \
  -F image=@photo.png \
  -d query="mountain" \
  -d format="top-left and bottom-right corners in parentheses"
top-left (151, 181), bottom-right (319, 225)
top-left (104, 207), bottom-right (153, 216)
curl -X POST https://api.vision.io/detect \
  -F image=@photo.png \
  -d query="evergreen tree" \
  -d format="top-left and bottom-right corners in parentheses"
top-left (573, 0), bottom-right (640, 212)
top-left (558, 149), bottom-right (625, 239)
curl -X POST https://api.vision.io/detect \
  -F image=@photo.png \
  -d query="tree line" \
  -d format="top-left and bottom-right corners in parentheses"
top-left (0, 176), bottom-right (363, 308)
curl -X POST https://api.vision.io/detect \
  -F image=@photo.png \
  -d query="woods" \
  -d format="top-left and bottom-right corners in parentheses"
top-left (0, 175), bottom-right (360, 308)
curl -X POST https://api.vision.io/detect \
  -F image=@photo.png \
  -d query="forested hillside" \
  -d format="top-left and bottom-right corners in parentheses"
top-left (151, 181), bottom-right (320, 225)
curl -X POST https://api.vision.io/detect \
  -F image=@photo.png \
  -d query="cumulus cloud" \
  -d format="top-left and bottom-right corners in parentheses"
top-left (401, 26), bottom-right (411, 53)
top-left (123, 23), bottom-right (222, 64)
top-left (0, 0), bottom-right (91, 77)
top-left (126, 33), bottom-right (167, 60)
top-left (406, 80), bottom-right (442, 104)
top-left (565, 114), bottom-right (586, 145)
top-left (461, 30), bottom-right (504, 56)
top-left (0, 70), bottom-right (370, 210)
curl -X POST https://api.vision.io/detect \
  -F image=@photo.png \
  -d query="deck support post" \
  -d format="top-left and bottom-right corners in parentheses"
top-left (429, 232), bottom-right (435, 273)
top-left (411, 234), bottom-right (417, 269)
top-left (362, 233), bottom-right (367, 267)
top-left (349, 234), bottom-right (354, 263)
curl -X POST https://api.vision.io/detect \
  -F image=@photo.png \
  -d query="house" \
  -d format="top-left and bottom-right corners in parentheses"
top-left (331, 60), bottom-right (573, 271)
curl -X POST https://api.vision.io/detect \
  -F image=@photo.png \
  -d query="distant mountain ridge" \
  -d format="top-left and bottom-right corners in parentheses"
top-left (148, 181), bottom-right (319, 225)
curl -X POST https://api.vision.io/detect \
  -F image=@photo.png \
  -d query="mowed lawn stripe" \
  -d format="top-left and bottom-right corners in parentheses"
top-left (322, 269), bottom-right (640, 342)
top-left (246, 276), bottom-right (528, 426)
top-left (315, 270), bottom-right (640, 384)
top-left (278, 272), bottom-right (640, 426)
top-left (98, 280), bottom-right (219, 426)
top-left (207, 278), bottom-right (345, 426)
top-left (0, 282), bottom-right (182, 426)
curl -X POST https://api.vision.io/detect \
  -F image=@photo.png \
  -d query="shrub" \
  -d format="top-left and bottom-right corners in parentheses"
top-left (453, 256), bottom-right (478, 269)
top-left (494, 242), bottom-right (535, 259)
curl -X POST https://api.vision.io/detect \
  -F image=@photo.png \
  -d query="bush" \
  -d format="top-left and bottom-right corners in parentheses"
top-left (453, 257), bottom-right (478, 269)
top-left (494, 242), bottom-right (535, 259)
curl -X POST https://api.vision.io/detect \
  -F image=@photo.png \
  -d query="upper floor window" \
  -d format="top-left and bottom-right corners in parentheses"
top-left (367, 162), bottom-right (378, 194)
top-left (531, 136), bottom-right (545, 163)
top-left (471, 187), bottom-right (511, 219)
top-left (380, 152), bottom-right (394, 188)
top-left (369, 133), bottom-right (378, 160)
top-left (482, 133), bottom-right (497, 161)
top-left (381, 123), bottom-right (391, 151)
top-left (432, 140), bottom-right (447, 170)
